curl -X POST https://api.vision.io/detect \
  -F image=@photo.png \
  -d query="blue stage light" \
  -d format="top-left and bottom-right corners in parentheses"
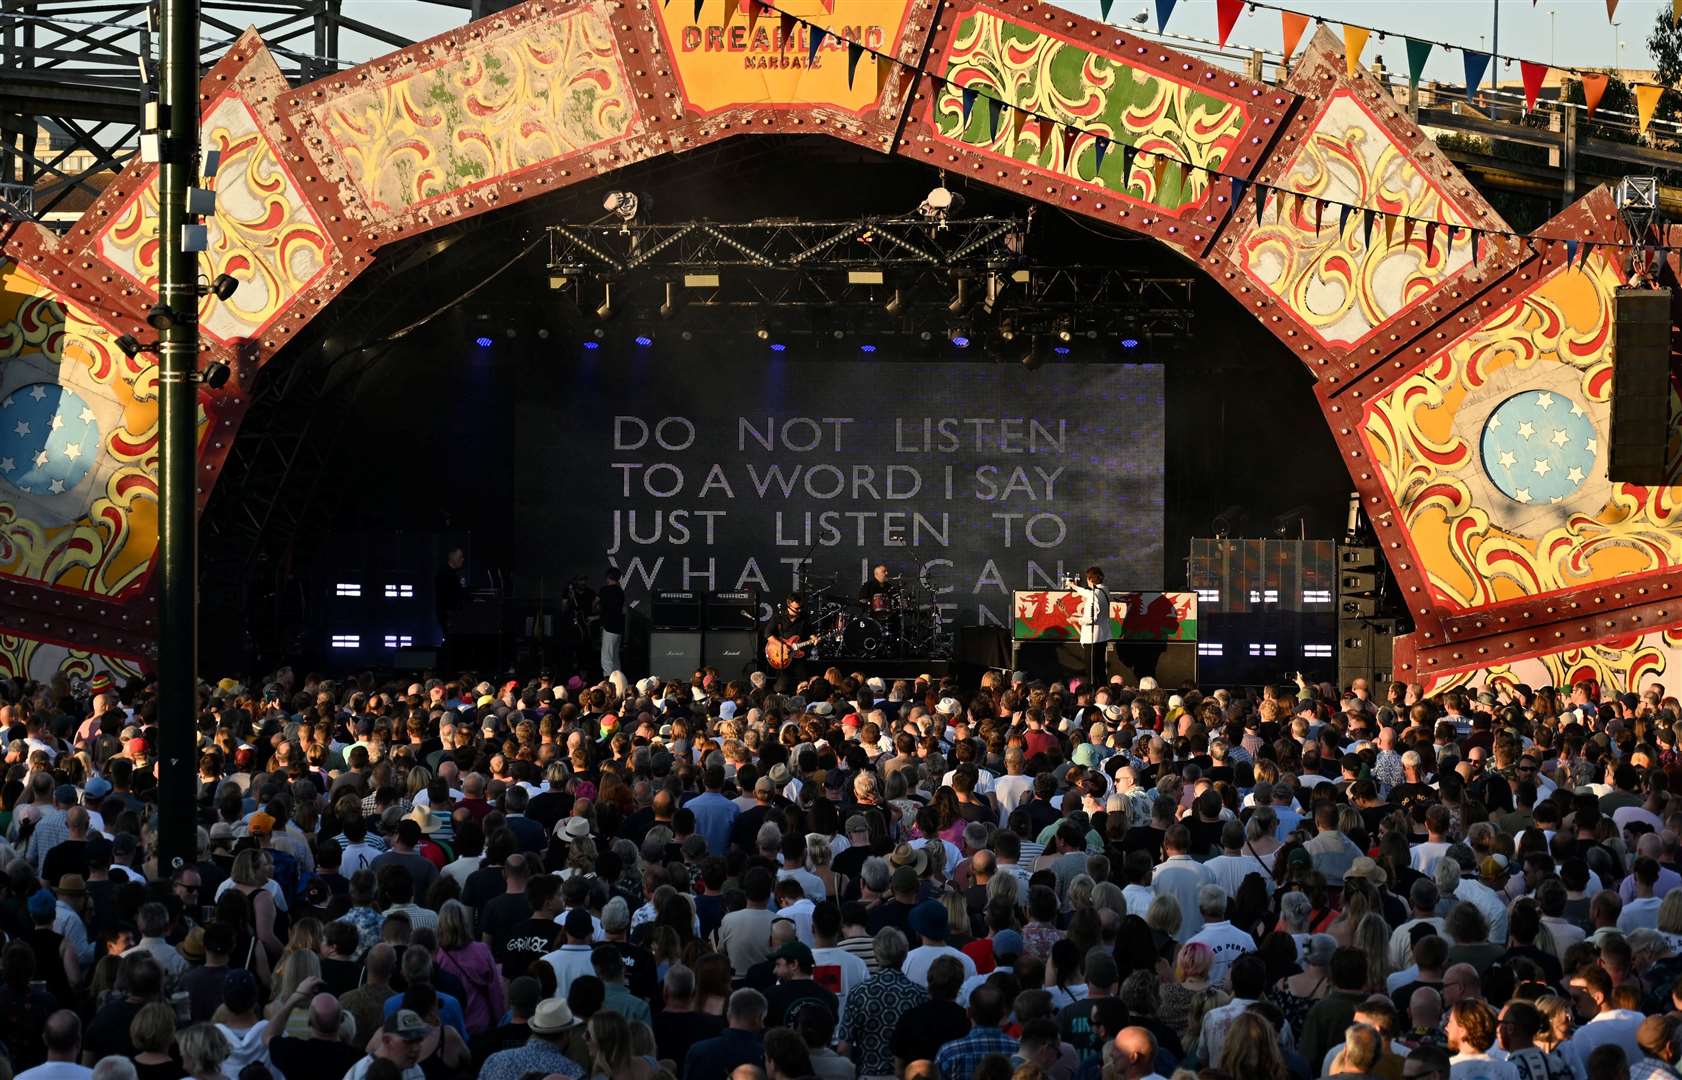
top-left (474, 336), bottom-right (493, 348)
top-left (859, 344), bottom-right (877, 353)
top-left (1120, 337), bottom-right (1140, 349)
top-left (582, 341), bottom-right (600, 350)
top-left (634, 335), bottom-right (653, 347)
top-left (769, 343), bottom-right (787, 352)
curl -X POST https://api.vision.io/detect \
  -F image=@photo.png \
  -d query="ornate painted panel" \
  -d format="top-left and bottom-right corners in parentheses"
top-left (95, 95), bottom-right (332, 346)
top-left (308, 5), bottom-right (635, 218)
top-left (0, 632), bottom-right (146, 685)
top-left (1415, 627), bottom-right (1682, 696)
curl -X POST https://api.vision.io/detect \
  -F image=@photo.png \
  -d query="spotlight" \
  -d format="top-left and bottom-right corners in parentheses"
top-left (768, 342), bottom-right (787, 353)
top-left (859, 344), bottom-right (878, 354)
top-left (680, 329), bottom-right (695, 342)
top-left (998, 319), bottom-right (1016, 343)
top-left (947, 278), bottom-right (969, 314)
top-left (831, 329), bottom-right (846, 341)
top-left (1020, 337), bottom-right (1043, 370)
top-left (209, 273), bottom-right (238, 301)
top-left (115, 333), bottom-right (143, 359)
top-left (582, 341), bottom-right (601, 351)
top-left (199, 360), bottom-right (231, 389)
top-left (634, 335), bottom-right (653, 348)
top-left (1055, 318), bottom-right (1073, 343)
top-left (1120, 337), bottom-right (1140, 349)
top-left (591, 327), bottom-right (606, 341)
top-left (537, 329), bottom-right (551, 340)
top-left (145, 303), bottom-right (176, 331)
top-left (658, 283), bottom-right (675, 319)
top-left (755, 323), bottom-right (771, 341)
top-left (595, 284), bottom-right (614, 321)
top-left (918, 185), bottom-right (964, 221)
top-left (948, 327), bottom-right (970, 348)
top-left (475, 336), bottom-right (493, 348)
top-left (883, 290), bottom-right (903, 316)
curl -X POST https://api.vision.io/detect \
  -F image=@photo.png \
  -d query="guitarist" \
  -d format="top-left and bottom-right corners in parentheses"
top-left (764, 593), bottom-right (818, 671)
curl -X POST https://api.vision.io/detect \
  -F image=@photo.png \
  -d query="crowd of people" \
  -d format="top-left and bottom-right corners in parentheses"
top-left (0, 664), bottom-right (1675, 1080)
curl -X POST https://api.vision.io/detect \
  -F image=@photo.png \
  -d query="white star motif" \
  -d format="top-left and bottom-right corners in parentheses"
top-left (1551, 495), bottom-right (1564, 504)
top-left (1551, 429), bottom-right (1570, 447)
top-left (1568, 467), bottom-right (1585, 483)
top-left (17, 485), bottom-right (31, 494)
top-left (0, 458), bottom-right (12, 474)
top-left (32, 451), bottom-right (48, 468)
top-left (1586, 438), bottom-right (1598, 453)
top-left (27, 385), bottom-right (46, 401)
top-left (78, 407), bottom-right (95, 424)
top-left (61, 443), bottom-right (80, 462)
top-left (1488, 415), bottom-right (1502, 430)
top-left (1498, 450), bottom-right (1517, 468)
top-left (1518, 421), bottom-right (1536, 440)
top-left (1533, 459), bottom-right (1552, 477)
top-left (1515, 488), bottom-right (1532, 503)
top-left (1571, 401), bottom-right (1587, 418)
top-left (1535, 392), bottom-right (1555, 411)
top-left (1, 398), bottom-right (13, 409)
top-left (49, 415), bottom-right (62, 432)
top-left (47, 479), bottom-right (64, 495)
top-left (12, 421), bottom-right (27, 437)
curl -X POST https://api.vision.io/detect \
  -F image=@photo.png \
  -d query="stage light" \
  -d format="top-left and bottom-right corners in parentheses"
top-left (658, 283), bottom-right (675, 319)
top-left (634, 335), bottom-right (653, 348)
top-left (948, 328), bottom-right (970, 348)
top-left (537, 328), bottom-right (551, 340)
top-left (115, 334), bottom-right (143, 359)
top-left (859, 344), bottom-right (878, 354)
top-left (1053, 345), bottom-right (1071, 355)
top-left (146, 303), bottom-right (176, 331)
top-left (768, 342), bottom-right (787, 353)
top-left (755, 323), bottom-right (771, 341)
top-left (475, 336), bottom-right (494, 348)
top-left (200, 361), bottom-right (231, 389)
top-left (1120, 337), bottom-right (1140, 349)
top-left (947, 278), bottom-right (969, 314)
top-left (1055, 318), bottom-right (1072, 343)
top-left (831, 329), bottom-right (846, 341)
top-left (998, 319), bottom-right (1016, 343)
top-left (883, 290), bottom-right (903, 316)
top-left (209, 273), bottom-right (238, 301)
top-left (591, 327), bottom-right (606, 340)
top-left (582, 341), bottom-right (601, 351)
top-left (595, 283), bottom-right (614, 320)
top-left (1020, 341), bottom-right (1042, 369)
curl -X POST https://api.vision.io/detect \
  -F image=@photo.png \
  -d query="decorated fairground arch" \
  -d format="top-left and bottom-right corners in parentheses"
top-left (0, 0), bottom-right (1678, 693)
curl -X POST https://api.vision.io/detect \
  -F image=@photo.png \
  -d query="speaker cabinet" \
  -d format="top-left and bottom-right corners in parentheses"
top-left (703, 630), bottom-right (759, 677)
top-left (1610, 288), bottom-right (1672, 485)
top-left (648, 630), bottom-right (702, 680)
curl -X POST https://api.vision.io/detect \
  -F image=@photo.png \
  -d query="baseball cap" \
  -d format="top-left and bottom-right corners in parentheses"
top-left (247, 812), bottom-right (276, 835)
top-left (125, 737), bottom-right (146, 756)
top-left (388, 1008), bottom-right (431, 1041)
top-left (992, 929), bottom-right (1024, 962)
top-left (84, 777), bottom-right (111, 799)
top-left (770, 940), bottom-right (814, 967)
top-left (908, 899), bottom-right (950, 941)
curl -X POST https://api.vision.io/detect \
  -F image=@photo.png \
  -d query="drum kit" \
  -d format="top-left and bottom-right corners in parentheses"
top-left (798, 572), bottom-right (951, 660)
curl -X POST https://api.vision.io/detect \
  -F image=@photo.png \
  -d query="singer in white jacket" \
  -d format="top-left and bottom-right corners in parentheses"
top-left (1064, 565), bottom-right (1113, 687)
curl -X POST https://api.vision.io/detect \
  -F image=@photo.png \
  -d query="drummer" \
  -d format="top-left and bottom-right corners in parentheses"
top-left (858, 563), bottom-right (900, 611)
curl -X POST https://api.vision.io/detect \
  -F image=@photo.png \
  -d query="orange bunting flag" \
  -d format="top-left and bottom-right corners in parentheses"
top-left (1606, 0), bottom-right (1619, 20)
top-left (1581, 73), bottom-right (1609, 118)
top-left (1036, 116), bottom-right (1055, 155)
top-left (721, 0), bottom-right (738, 25)
top-left (1520, 61), bottom-right (1549, 113)
top-left (1383, 214), bottom-right (1397, 248)
top-left (1343, 26), bottom-right (1370, 77)
top-left (1216, 0), bottom-right (1244, 48)
top-left (1152, 153), bottom-right (1170, 195)
top-left (1675, 0), bottom-right (1682, 24)
top-left (1403, 218), bottom-right (1417, 248)
top-left (1011, 106), bottom-right (1028, 144)
top-left (1281, 11), bottom-right (1310, 62)
top-left (875, 55), bottom-right (895, 97)
top-left (1637, 84), bottom-right (1664, 135)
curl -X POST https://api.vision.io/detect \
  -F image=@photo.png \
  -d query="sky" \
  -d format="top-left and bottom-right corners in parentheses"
top-left (321, 0), bottom-right (1669, 82)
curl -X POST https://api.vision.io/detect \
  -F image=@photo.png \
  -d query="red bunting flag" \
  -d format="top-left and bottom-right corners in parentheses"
top-left (1403, 218), bottom-right (1417, 248)
top-left (1036, 116), bottom-right (1055, 155)
top-left (1424, 220), bottom-right (1437, 253)
top-left (1520, 62), bottom-right (1549, 113)
top-left (779, 11), bottom-right (795, 51)
top-left (1314, 199), bottom-right (1325, 233)
top-left (1606, 0), bottom-right (1620, 21)
top-left (1216, 0), bottom-right (1244, 48)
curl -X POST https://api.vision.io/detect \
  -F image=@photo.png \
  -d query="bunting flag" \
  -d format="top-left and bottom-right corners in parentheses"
top-left (961, 86), bottom-right (979, 127)
top-left (1405, 39), bottom-right (1432, 92)
top-left (1093, 135), bottom-right (1110, 172)
top-left (1361, 208), bottom-right (1373, 249)
top-left (1383, 213), bottom-right (1398, 249)
top-left (1581, 241), bottom-right (1596, 269)
top-left (1099, 0), bottom-right (1114, 20)
top-left (1291, 192), bottom-right (1305, 226)
top-left (1463, 50), bottom-right (1491, 106)
top-left (875, 54), bottom-right (895, 96)
top-left (1675, 0), bottom-right (1681, 24)
top-left (1636, 84), bottom-right (1664, 136)
top-left (1339, 203), bottom-right (1355, 237)
top-left (1281, 12), bottom-right (1309, 62)
top-left (1119, 142), bottom-right (1137, 185)
top-left (779, 11), bottom-right (795, 51)
top-left (846, 41), bottom-right (864, 88)
top-left (721, 0), bottom-right (738, 25)
top-left (1011, 104), bottom-right (1028, 144)
top-left (1474, 230), bottom-right (1485, 264)
top-left (1314, 198), bottom-right (1325, 234)
top-left (1255, 186), bottom-right (1268, 226)
top-left (694, 0), bottom-right (706, 23)
top-left (745, 0), bottom-right (760, 38)
top-left (1230, 175), bottom-right (1248, 210)
top-left (986, 96), bottom-right (1004, 141)
top-left (1343, 26), bottom-right (1370, 77)
top-left (1607, 0), bottom-right (1620, 19)
top-left (814, 0), bottom-right (833, 12)
top-left (1156, 0), bottom-right (1177, 31)
top-left (1059, 123), bottom-right (1078, 165)
top-left (1403, 218), bottom-right (1417, 248)
top-left (806, 25), bottom-right (827, 68)
top-left (1520, 61), bottom-right (1549, 113)
top-left (1581, 73), bottom-right (1609, 119)
top-left (1564, 238), bottom-right (1580, 268)
top-left (1216, 0), bottom-right (1244, 48)
top-left (1151, 153), bottom-right (1170, 197)
top-left (1036, 115), bottom-right (1055, 153)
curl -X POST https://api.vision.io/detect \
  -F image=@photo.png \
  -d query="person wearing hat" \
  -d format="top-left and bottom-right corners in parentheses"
top-left (479, 997), bottom-right (583, 1080)
top-left (344, 1006), bottom-right (433, 1080)
top-left (762, 939), bottom-right (838, 1029)
top-left (902, 899), bottom-right (977, 987)
top-left (49, 873), bottom-right (94, 968)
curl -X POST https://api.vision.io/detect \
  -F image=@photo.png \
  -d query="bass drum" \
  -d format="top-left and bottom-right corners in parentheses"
top-left (841, 615), bottom-right (887, 658)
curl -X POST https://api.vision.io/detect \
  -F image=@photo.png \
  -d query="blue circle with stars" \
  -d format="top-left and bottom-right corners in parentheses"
top-left (1480, 389), bottom-right (1598, 506)
top-left (0, 383), bottom-right (100, 496)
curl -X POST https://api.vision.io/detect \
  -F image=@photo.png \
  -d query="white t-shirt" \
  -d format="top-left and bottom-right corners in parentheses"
top-left (1186, 920), bottom-right (1257, 987)
top-left (14, 1065), bottom-right (92, 1080)
top-left (902, 943), bottom-right (977, 987)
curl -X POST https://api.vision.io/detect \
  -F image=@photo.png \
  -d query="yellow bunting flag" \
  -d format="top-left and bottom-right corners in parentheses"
top-left (1343, 26), bottom-right (1370, 77)
top-left (1636, 84), bottom-right (1664, 135)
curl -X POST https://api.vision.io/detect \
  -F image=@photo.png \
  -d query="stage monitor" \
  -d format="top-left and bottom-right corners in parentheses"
top-left (515, 349), bottom-right (1165, 630)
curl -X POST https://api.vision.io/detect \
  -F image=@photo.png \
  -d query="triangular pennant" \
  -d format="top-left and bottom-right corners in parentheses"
top-left (1406, 39), bottom-right (1432, 91)
top-left (1520, 61), bottom-right (1549, 113)
top-left (1607, 0), bottom-right (1620, 19)
top-left (1581, 73), bottom-right (1609, 119)
top-left (1093, 135), bottom-right (1110, 172)
top-left (1315, 198), bottom-right (1325, 234)
top-left (1155, 0), bottom-right (1177, 31)
top-left (1281, 12), bottom-right (1310, 62)
top-left (986, 97), bottom-right (1004, 141)
top-left (694, 0), bottom-right (705, 22)
top-left (814, 0), bottom-right (833, 11)
top-left (961, 86), bottom-right (979, 127)
top-left (721, 0), bottom-right (738, 26)
top-left (744, 0), bottom-right (759, 38)
top-left (1120, 142), bottom-right (1136, 188)
top-left (1255, 187), bottom-right (1268, 226)
top-left (807, 25), bottom-right (827, 68)
top-left (846, 41), bottom-right (865, 89)
top-left (1564, 238), bottom-right (1580, 268)
top-left (1059, 123), bottom-right (1078, 165)
top-left (875, 54), bottom-right (895, 97)
top-left (1424, 220), bottom-right (1437, 253)
top-left (1361, 208), bottom-right (1373, 249)
top-left (1099, 0), bottom-right (1115, 20)
top-left (1230, 175), bottom-right (1248, 212)
top-left (1636, 84), bottom-right (1664, 136)
top-left (1339, 203), bottom-right (1355, 237)
top-left (1581, 241), bottom-right (1595, 269)
top-left (1010, 105), bottom-right (1028, 144)
top-left (1474, 230), bottom-right (1485, 264)
top-left (1463, 50), bottom-right (1491, 106)
top-left (1403, 218), bottom-right (1417, 248)
top-left (1035, 115), bottom-right (1054, 154)
top-left (779, 11), bottom-right (795, 51)
top-left (1674, 0), bottom-right (1681, 24)
top-left (1216, 0), bottom-right (1244, 48)
top-left (1344, 26), bottom-right (1370, 78)
top-left (1383, 213), bottom-right (1397, 248)
top-left (1151, 153), bottom-right (1170, 197)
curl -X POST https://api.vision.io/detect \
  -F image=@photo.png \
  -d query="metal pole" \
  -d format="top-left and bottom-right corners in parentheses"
top-left (156, 0), bottom-right (199, 875)
top-left (1491, 0), bottom-right (1499, 69)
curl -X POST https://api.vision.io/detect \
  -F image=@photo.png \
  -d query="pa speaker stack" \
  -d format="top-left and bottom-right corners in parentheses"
top-left (1337, 545), bottom-right (1395, 689)
top-left (649, 592), bottom-right (702, 680)
top-left (1609, 288), bottom-right (1673, 486)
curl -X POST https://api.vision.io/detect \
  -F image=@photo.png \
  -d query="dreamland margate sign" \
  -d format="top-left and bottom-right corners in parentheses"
top-left (655, 0), bottom-right (913, 113)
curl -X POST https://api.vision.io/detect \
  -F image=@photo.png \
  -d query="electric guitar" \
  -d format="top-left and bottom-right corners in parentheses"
top-left (764, 634), bottom-right (821, 669)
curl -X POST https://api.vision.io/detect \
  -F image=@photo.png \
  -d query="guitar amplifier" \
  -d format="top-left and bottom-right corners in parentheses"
top-left (652, 591), bottom-right (702, 630)
top-left (703, 630), bottom-right (759, 676)
top-left (649, 631), bottom-right (703, 680)
top-left (705, 590), bottom-right (759, 631)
